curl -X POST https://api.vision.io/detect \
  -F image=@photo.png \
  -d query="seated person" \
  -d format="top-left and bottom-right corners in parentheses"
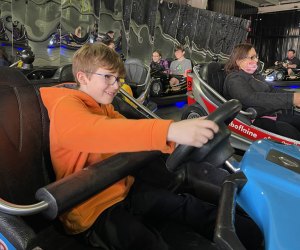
top-left (40, 43), bottom-right (262, 249)
top-left (69, 26), bottom-right (89, 44)
top-left (74, 26), bottom-right (82, 38)
top-left (275, 49), bottom-right (300, 76)
top-left (106, 30), bottom-right (115, 39)
top-left (91, 22), bottom-right (98, 40)
top-left (97, 33), bottom-right (115, 49)
top-left (150, 49), bottom-right (169, 74)
top-left (169, 45), bottom-right (192, 88)
top-left (224, 43), bottom-right (300, 140)
top-left (97, 33), bottom-right (124, 60)
top-left (114, 32), bottom-right (122, 54)
top-left (106, 30), bottom-right (122, 53)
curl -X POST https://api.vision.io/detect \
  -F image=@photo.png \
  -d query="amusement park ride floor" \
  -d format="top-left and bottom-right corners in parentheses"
top-left (155, 102), bottom-right (188, 121)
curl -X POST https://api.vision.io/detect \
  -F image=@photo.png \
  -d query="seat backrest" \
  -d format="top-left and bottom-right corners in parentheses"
top-left (0, 68), bottom-right (53, 204)
top-left (124, 58), bottom-right (148, 87)
top-left (198, 62), bottom-right (226, 95)
top-left (52, 64), bottom-right (75, 82)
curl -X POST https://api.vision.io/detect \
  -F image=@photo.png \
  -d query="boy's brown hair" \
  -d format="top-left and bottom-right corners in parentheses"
top-left (174, 44), bottom-right (185, 52)
top-left (72, 43), bottom-right (125, 85)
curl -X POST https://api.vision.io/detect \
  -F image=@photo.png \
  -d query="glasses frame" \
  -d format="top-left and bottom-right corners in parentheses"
top-left (87, 72), bottom-right (123, 87)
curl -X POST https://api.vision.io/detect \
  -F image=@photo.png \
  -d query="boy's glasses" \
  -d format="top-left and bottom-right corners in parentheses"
top-left (88, 72), bottom-right (124, 87)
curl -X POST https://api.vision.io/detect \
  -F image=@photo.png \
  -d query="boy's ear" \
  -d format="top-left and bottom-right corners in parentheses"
top-left (76, 71), bottom-right (88, 85)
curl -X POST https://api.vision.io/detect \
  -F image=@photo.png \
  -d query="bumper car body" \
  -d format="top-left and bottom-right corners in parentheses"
top-left (216, 139), bottom-right (300, 250)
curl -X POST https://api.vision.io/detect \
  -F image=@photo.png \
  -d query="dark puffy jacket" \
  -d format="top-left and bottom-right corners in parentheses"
top-left (223, 70), bottom-right (293, 116)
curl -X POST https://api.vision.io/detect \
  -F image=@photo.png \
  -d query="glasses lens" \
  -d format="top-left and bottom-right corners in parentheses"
top-left (105, 75), bottom-right (117, 85)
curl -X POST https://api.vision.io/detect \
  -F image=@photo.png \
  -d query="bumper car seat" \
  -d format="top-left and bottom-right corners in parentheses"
top-left (197, 61), bottom-right (225, 97)
top-left (124, 58), bottom-right (157, 111)
top-left (124, 58), bottom-right (149, 97)
top-left (52, 64), bottom-right (75, 82)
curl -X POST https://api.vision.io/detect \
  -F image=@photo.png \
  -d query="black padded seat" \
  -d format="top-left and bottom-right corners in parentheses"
top-left (0, 68), bottom-right (93, 249)
top-left (27, 64), bottom-right (74, 85)
top-left (0, 68), bottom-right (54, 204)
top-left (52, 64), bottom-right (75, 82)
top-left (198, 62), bottom-right (226, 95)
top-left (124, 58), bottom-right (147, 87)
top-left (124, 58), bottom-right (149, 97)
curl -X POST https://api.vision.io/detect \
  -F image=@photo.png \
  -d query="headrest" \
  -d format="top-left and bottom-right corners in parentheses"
top-left (125, 58), bottom-right (144, 66)
top-left (197, 62), bottom-right (226, 95)
top-left (124, 58), bottom-right (147, 85)
top-left (52, 64), bottom-right (75, 82)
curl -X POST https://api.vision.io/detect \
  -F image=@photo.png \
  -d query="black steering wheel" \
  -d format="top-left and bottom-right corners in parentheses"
top-left (166, 99), bottom-right (242, 172)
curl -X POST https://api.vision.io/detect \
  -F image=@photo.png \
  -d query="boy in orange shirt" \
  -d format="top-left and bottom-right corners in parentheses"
top-left (40, 43), bottom-right (260, 249)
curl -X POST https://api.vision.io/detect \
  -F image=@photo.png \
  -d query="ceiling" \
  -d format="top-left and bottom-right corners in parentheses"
top-left (237, 0), bottom-right (300, 13)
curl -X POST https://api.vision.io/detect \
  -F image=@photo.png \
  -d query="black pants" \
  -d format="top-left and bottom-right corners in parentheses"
top-left (253, 112), bottom-right (300, 140)
top-left (278, 112), bottom-right (300, 130)
top-left (83, 178), bottom-right (262, 250)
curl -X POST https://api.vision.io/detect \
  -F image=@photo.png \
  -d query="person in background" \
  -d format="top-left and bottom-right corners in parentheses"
top-left (114, 31), bottom-right (122, 54)
top-left (224, 43), bottom-right (300, 140)
top-left (106, 30), bottom-right (122, 54)
top-left (74, 26), bottom-right (82, 38)
top-left (69, 26), bottom-right (90, 44)
top-left (106, 30), bottom-right (114, 39)
top-left (169, 45), bottom-right (192, 87)
top-left (40, 43), bottom-right (262, 250)
top-left (0, 47), bottom-right (10, 66)
top-left (99, 34), bottom-right (115, 49)
top-left (275, 49), bottom-right (300, 76)
top-left (91, 22), bottom-right (98, 40)
top-left (150, 49), bottom-right (169, 74)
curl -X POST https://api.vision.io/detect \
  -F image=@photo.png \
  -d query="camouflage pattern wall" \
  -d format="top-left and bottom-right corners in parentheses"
top-left (0, 0), bottom-right (249, 66)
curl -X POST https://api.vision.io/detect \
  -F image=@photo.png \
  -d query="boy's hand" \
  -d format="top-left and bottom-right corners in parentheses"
top-left (293, 93), bottom-right (300, 107)
top-left (167, 118), bottom-right (219, 148)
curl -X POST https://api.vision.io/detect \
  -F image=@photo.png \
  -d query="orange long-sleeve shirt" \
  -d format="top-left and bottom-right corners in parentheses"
top-left (40, 86), bottom-right (175, 234)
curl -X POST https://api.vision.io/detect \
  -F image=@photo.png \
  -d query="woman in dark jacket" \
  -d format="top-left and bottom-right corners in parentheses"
top-left (223, 43), bottom-right (300, 140)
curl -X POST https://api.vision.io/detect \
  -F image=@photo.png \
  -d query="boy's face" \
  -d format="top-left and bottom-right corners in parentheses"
top-left (77, 67), bottom-right (120, 104)
top-left (174, 49), bottom-right (185, 60)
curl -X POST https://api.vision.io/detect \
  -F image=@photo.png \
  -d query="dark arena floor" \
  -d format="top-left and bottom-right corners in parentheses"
top-left (155, 101), bottom-right (188, 121)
